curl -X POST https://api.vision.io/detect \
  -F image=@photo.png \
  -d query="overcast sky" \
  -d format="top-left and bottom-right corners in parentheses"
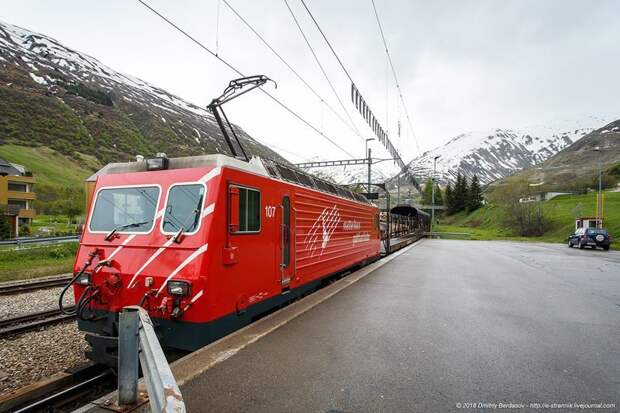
top-left (3, 0), bottom-right (620, 166)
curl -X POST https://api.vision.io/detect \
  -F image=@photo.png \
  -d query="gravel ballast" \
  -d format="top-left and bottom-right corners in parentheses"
top-left (0, 286), bottom-right (74, 319)
top-left (0, 322), bottom-right (88, 394)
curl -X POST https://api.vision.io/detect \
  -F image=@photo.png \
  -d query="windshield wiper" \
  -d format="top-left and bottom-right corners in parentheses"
top-left (172, 226), bottom-right (185, 244)
top-left (104, 221), bottom-right (150, 241)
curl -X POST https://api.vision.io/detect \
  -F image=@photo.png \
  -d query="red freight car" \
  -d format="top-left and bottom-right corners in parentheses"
top-left (68, 154), bottom-right (380, 363)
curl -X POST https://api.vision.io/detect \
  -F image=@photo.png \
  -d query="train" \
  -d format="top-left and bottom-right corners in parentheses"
top-left (60, 76), bottom-right (430, 366)
top-left (64, 154), bottom-right (387, 365)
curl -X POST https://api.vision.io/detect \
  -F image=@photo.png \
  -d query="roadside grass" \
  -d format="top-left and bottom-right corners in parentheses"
top-left (436, 190), bottom-right (620, 249)
top-left (30, 215), bottom-right (81, 236)
top-left (0, 242), bottom-right (77, 282)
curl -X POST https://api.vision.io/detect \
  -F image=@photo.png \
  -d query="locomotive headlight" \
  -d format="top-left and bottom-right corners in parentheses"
top-left (167, 280), bottom-right (191, 297)
top-left (146, 156), bottom-right (169, 171)
top-left (76, 272), bottom-right (91, 286)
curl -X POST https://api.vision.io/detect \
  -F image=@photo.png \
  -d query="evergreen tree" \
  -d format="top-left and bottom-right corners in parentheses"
top-left (422, 178), bottom-right (433, 205)
top-left (434, 185), bottom-right (443, 205)
top-left (444, 183), bottom-right (454, 214)
top-left (0, 214), bottom-right (11, 240)
top-left (466, 175), bottom-right (483, 212)
top-left (453, 173), bottom-right (467, 213)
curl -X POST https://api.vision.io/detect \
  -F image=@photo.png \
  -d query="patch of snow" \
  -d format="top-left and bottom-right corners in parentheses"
top-left (29, 72), bottom-right (47, 85)
top-left (160, 116), bottom-right (166, 123)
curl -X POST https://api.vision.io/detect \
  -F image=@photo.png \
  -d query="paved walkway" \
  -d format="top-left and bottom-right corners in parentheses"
top-left (178, 240), bottom-right (619, 412)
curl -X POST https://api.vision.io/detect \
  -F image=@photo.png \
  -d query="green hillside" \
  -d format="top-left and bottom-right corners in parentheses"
top-left (0, 145), bottom-right (93, 188)
top-left (438, 190), bottom-right (620, 249)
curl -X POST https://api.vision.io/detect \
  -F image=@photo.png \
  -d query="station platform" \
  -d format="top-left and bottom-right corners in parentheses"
top-left (82, 239), bottom-right (619, 412)
top-left (380, 234), bottom-right (421, 254)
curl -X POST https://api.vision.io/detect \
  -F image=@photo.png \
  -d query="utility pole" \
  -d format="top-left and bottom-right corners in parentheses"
top-left (367, 147), bottom-right (372, 193)
top-left (430, 155), bottom-right (441, 234)
top-left (594, 146), bottom-right (603, 228)
top-left (365, 138), bottom-right (375, 194)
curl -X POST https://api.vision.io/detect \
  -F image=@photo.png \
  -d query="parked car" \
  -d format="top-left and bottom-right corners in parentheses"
top-left (568, 227), bottom-right (612, 250)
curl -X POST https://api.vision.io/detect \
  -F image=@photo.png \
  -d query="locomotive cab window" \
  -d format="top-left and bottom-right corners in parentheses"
top-left (229, 185), bottom-right (260, 233)
top-left (89, 186), bottom-right (160, 233)
top-left (162, 184), bottom-right (206, 234)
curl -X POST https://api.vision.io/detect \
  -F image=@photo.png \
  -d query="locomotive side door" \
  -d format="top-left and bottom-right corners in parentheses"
top-left (280, 195), bottom-right (294, 289)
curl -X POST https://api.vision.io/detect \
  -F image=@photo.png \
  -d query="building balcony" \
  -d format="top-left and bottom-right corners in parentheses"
top-left (18, 208), bottom-right (36, 219)
top-left (7, 175), bottom-right (36, 184)
top-left (7, 191), bottom-right (36, 200)
top-left (8, 175), bottom-right (36, 184)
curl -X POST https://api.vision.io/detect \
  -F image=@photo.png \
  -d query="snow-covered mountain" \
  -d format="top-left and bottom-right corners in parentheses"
top-left (407, 117), bottom-right (608, 185)
top-left (305, 162), bottom-right (390, 187)
top-left (0, 20), bottom-right (285, 164)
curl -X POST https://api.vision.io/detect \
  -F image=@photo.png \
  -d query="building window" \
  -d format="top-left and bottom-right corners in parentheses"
top-left (8, 182), bottom-right (28, 192)
top-left (162, 184), bottom-right (206, 234)
top-left (8, 199), bottom-right (27, 209)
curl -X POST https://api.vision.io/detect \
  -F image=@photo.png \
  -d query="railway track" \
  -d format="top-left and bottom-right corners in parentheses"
top-left (0, 307), bottom-right (76, 339)
top-left (0, 363), bottom-right (114, 413)
top-left (0, 275), bottom-right (72, 296)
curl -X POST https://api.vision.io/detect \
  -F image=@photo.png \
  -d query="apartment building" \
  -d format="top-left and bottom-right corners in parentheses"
top-left (0, 157), bottom-right (36, 237)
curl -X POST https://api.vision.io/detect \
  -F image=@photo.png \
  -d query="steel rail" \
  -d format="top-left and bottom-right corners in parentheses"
top-left (0, 363), bottom-right (113, 413)
top-left (0, 307), bottom-right (76, 338)
top-left (0, 276), bottom-right (72, 296)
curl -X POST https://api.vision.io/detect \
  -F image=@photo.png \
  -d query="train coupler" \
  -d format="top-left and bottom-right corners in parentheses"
top-left (86, 333), bottom-right (118, 369)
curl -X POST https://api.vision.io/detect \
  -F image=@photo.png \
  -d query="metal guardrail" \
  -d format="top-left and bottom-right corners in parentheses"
top-left (0, 235), bottom-right (79, 247)
top-left (118, 306), bottom-right (186, 412)
top-left (424, 231), bottom-right (472, 239)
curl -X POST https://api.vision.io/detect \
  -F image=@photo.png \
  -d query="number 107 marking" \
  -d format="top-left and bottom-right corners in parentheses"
top-left (265, 206), bottom-right (277, 218)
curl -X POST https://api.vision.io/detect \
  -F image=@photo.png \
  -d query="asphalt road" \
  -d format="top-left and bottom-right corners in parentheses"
top-left (181, 240), bottom-right (620, 412)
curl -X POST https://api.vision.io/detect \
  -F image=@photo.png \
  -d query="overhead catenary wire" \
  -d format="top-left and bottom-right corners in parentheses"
top-left (298, 0), bottom-right (355, 84)
top-left (298, 0), bottom-right (408, 161)
top-left (136, 0), bottom-right (354, 158)
top-left (370, 0), bottom-right (420, 154)
top-left (215, 0), bottom-right (221, 55)
top-left (221, 0), bottom-right (365, 144)
top-left (281, 0), bottom-right (363, 142)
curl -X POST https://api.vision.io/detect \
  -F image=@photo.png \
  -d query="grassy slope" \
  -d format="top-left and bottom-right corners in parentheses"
top-left (0, 144), bottom-right (93, 188)
top-left (437, 191), bottom-right (620, 249)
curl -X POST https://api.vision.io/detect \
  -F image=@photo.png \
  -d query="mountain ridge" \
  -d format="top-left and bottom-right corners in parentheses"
top-left (0, 20), bottom-right (286, 168)
top-left (495, 119), bottom-right (620, 192)
top-left (404, 117), bottom-right (608, 185)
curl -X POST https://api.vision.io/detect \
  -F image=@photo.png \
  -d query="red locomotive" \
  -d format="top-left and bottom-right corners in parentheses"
top-left (60, 76), bottom-right (423, 365)
top-left (66, 153), bottom-right (380, 363)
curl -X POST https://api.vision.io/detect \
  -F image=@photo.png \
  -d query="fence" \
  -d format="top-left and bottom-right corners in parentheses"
top-left (0, 235), bottom-right (79, 248)
top-left (118, 306), bottom-right (186, 412)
